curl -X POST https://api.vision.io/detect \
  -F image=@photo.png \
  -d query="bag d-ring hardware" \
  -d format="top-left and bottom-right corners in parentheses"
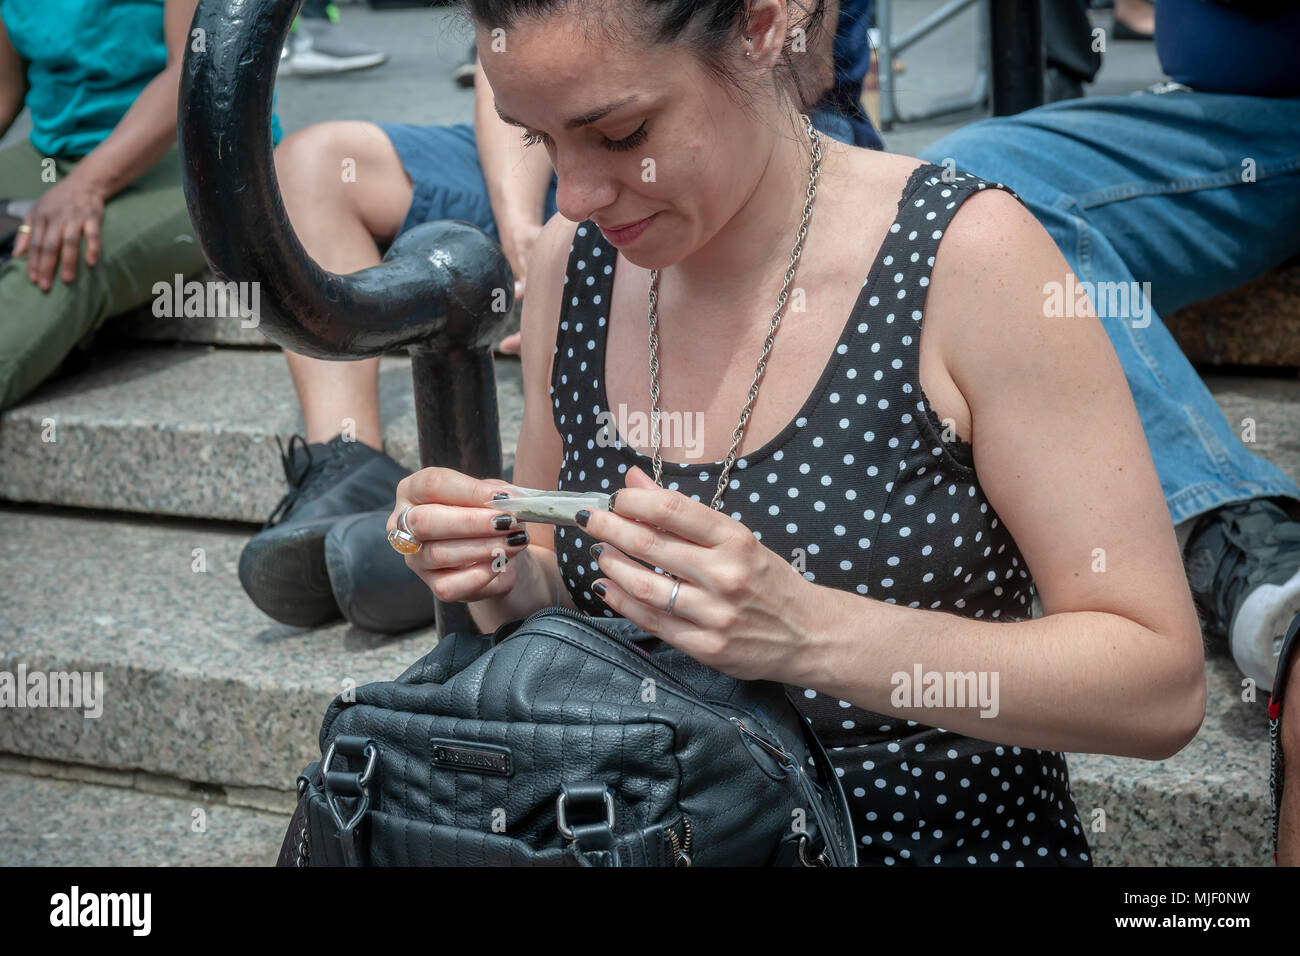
top-left (797, 834), bottom-right (832, 867)
top-left (322, 737), bottom-right (379, 865)
top-left (555, 787), bottom-right (616, 840)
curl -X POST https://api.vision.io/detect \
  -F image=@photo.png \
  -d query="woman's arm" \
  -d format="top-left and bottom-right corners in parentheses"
top-left (0, 16), bottom-right (28, 141)
top-left (465, 211), bottom-right (580, 632)
top-left (803, 187), bottom-right (1206, 760)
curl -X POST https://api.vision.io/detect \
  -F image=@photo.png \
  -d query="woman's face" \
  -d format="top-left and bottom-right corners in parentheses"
top-left (479, 15), bottom-right (778, 268)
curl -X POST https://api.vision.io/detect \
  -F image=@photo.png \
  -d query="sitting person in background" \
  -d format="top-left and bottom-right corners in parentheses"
top-left (239, 0), bottom-right (878, 634)
top-left (917, 0), bottom-right (1300, 864)
top-left (0, 0), bottom-right (216, 412)
top-left (921, 0), bottom-right (1300, 693)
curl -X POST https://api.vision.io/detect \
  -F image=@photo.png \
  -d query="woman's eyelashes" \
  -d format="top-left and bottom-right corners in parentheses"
top-left (520, 121), bottom-right (648, 152)
top-left (605, 121), bottom-right (649, 152)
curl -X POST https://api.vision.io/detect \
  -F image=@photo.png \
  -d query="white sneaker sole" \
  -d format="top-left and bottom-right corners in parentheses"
top-left (1231, 564), bottom-right (1300, 693)
top-left (280, 51), bottom-right (388, 77)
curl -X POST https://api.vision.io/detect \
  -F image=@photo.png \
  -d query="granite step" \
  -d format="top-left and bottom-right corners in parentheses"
top-left (0, 768), bottom-right (286, 866)
top-left (0, 502), bottom-right (1278, 864)
top-left (1166, 261), bottom-right (1300, 369)
top-left (0, 345), bottom-right (525, 524)
top-left (2, 344), bottom-right (1297, 525)
top-left (0, 505), bottom-right (436, 792)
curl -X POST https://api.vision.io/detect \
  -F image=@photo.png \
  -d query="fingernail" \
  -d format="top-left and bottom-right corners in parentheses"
top-left (589, 543), bottom-right (603, 561)
top-left (592, 581), bottom-right (607, 598)
top-left (575, 509), bottom-right (591, 528)
top-left (492, 492), bottom-right (510, 500)
top-left (507, 530), bottom-right (529, 546)
top-left (493, 514), bottom-right (514, 530)
top-left (608, 492), bottom-right (619, 512)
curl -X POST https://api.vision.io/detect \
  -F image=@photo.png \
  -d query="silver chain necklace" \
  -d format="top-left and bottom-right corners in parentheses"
top-left (647, 112), bottom-right (823, 511)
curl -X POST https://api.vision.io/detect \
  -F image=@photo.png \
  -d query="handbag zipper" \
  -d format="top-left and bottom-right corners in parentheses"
top-left (665, 817), bottom-right (693, 866)
top-left (295, 821), bottom-right (310, 867)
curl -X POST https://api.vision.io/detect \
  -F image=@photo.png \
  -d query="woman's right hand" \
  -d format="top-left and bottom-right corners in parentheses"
top-left (387, 467), bottom-right (531, 604)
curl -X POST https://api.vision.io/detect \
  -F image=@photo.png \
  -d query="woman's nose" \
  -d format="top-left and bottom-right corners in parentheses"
top-left (552, 151), bottom-right (618, 225)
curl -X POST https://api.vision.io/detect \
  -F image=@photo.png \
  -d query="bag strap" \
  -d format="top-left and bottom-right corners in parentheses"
top-left (786, 696), bottom-right (859, 867)
top-left (321, 735), bottom-right (379, 867)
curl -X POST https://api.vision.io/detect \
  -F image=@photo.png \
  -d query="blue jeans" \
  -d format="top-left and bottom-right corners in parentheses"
top-left (376, 111), bottom-right (860, 241)
top-left (920, 88), bottom-right (1300, 525)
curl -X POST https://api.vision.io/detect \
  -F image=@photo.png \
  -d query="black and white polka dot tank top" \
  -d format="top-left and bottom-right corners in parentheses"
top-left (547, 162), bottom-right (1091, 866)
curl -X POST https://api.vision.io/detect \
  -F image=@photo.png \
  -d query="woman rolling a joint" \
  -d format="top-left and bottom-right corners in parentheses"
top-left (387, 0), bottom-right (1206, 866)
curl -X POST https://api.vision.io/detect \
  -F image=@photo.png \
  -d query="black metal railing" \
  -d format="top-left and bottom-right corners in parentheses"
top-left (178, 0), bottom-right (515, 637)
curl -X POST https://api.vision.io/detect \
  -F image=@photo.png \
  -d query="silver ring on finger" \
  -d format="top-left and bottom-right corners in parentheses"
top-left (388, 505), bottom-right (422, 555)
top-left (665, 576), bottom-right (682, 616)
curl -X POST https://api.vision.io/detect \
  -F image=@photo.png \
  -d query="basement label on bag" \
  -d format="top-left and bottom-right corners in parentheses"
top-left (430, 739), bottom-right (513, 776)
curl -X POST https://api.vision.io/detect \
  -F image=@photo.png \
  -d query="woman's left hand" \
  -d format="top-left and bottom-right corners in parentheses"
top-left (578, 465), bottom-right (818, 683)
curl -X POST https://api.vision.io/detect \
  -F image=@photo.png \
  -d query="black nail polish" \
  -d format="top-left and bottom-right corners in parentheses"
top-left (589, 543), bottom-right (603, 561)
top-left (493, 514), bottom-right (514, 531)
top-left (575, 509), bottom-right (591, 528)
top-left (608, 491), bottom-right (619, 512)
top-left (492, 492), bottom-right (510, 500)
top-left (592, 581), bottom-right (607, 598)
top-left (507, 530), bottom-right (529, 546)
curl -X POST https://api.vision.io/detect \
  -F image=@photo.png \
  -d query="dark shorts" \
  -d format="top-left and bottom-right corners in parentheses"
top-left (375, 121), bottom-right (559, 240)
top-left (376, 113), bottom-right (859, 240)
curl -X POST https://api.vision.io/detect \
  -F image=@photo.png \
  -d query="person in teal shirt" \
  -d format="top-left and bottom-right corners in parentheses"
top-left (0, 0), bottom-right (280, 410)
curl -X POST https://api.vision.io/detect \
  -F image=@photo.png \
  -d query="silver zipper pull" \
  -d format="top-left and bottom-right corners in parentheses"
top-left (730, 717), bottom-right (798, 772)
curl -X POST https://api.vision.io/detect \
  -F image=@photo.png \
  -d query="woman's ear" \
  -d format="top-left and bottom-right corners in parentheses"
top-left (742, 0), bottom-right (789, 66)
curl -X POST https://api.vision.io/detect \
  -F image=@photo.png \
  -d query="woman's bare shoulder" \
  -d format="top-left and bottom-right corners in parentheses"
top-left (519, 213), bottom-right (582, 386)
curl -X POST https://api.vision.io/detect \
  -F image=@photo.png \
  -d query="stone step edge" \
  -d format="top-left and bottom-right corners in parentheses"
top-left (0, 749), bottom-right (1264, 860)
top-left (0, 752), bottom-right (296, 816)
top-left (0, 754), bottom-right (1260, 866)
top-left (1069, 776), bottom-right (1270, 867)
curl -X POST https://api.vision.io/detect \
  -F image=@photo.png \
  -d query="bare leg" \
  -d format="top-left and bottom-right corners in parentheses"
top-left (273, 121), bottom-right (414, 451)
top-left (1114, 0), bottom-right (1155, 35)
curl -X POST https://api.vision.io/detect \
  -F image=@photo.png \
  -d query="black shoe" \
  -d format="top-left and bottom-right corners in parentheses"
top-left (324, 510), bottom-right (438, 634)
top-left (1044, 66), bottom-right (1084, 104)
top-left (239, 434), bottom-right (409, 627)
top-left (1185, 499), bottom-right (1300, 692)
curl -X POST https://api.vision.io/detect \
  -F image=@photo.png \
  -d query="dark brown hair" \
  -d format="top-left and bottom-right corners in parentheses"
top-left (460, 0), bottom-right (830, 130)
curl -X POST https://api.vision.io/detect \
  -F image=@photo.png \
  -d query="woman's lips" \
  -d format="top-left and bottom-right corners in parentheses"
top-left (600, 213), bottom-right (657, 246)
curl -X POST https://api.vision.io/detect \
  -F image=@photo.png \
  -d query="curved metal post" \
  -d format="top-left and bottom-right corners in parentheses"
top-left (179, 0), bottom-right (515, 637)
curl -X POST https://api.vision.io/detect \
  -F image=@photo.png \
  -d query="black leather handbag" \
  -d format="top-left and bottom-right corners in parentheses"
top-left (278, 606), bottom-right (857, 866)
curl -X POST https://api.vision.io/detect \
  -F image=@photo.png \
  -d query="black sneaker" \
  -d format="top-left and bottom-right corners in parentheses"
top-left (1185, 498), bottom-right (1300, 692)
top-left (239, 434), bottom-right (409, 627)
top-left (324, 510), bottom-right (438, 635)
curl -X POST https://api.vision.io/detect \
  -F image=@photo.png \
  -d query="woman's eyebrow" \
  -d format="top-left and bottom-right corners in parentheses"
top-left (494, 96), bottom-right (640, 131)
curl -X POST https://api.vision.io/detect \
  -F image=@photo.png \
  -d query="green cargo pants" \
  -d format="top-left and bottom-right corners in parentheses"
top-left (0, 140), bottom-right (209, 410)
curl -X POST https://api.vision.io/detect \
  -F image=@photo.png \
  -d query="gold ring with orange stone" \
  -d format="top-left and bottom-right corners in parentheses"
top-left (387, 504), bottom-right (423, 555)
